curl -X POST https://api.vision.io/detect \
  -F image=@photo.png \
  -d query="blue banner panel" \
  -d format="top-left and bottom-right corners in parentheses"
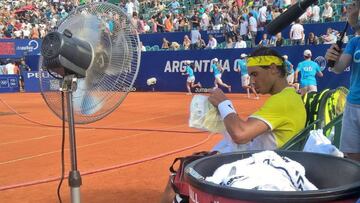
top-left (18, 45), bottom-right (350, 93)
top-left (135, 44), bottom-right (350, 93)
top-left (0, 75), bottom-right (20, 93)
top-left (0, 39), bottom-right (41, 58)
top-left (23, 71), bottom-right (45, 92)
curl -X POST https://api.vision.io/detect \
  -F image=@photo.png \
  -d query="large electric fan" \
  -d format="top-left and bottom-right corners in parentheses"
top-left (38, 3), bottom-right (140, 203)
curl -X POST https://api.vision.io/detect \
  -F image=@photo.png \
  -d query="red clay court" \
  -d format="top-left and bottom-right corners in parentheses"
top-left (0, 92), bottom-right (266, 203)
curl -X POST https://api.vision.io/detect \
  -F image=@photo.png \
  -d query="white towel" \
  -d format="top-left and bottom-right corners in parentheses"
top-left (205, 151), bottom-right (318, 191)
top-left (189, 95), bottom-right (226, 133)
top-left (304, 129), bottom-right (344, 157)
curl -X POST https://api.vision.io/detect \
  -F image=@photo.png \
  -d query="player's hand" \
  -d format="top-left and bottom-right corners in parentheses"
top-left (208, 88), bottom-right (228, 107)
top-left (325, 43), bottom-right (341, 62)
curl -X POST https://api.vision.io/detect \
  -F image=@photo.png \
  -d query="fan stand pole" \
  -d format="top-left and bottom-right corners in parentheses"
top-left (62, 75), bottom-right (82, 203)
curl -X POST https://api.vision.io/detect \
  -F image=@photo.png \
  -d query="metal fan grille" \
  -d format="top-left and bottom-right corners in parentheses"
top-left (39, 2), bottom-right (140, 124)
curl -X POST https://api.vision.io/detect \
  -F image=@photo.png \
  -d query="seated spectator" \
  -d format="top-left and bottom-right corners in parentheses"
top-left (269, 35), bottom-right (277, 46)
top-left (258, 33), bottom-right (270, 47)
top-left (206, 34), bottom-right (218, 49)
top-left (161, 37), bottom-right (170, 49)
top-left (234, 36), bottom-right (247, 48)
top-left (322, 2), bottom-right (333, 22)
top-left (225, 37), bottom-right (234, 49)
top-left (195, 36), bottom-right (206, 49)
top-left (321, 28), bottom-right (337, 44)
top-left (183, 35), bottom-right (191, 50)
top-left (170, 41), bottom-right (180, 50)
top-left (307, 32), bottom-right (319, 45)
top-left (274, 32), bottom-right (284, 47)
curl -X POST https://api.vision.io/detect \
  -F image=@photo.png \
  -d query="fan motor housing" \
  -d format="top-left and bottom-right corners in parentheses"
top-left (41, 30), bottom-right (93, 78)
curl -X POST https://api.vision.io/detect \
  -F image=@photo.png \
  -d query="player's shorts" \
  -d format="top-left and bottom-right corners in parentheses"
top-left (241, 74), bottom-right (250, 86)
top-left (187, 76), bottom-right (195, 83)
top-left (301, 85), bottom-right (317, 93)
top-left (215, 74), bottom-right (222, 80)
top-left (287, 73), bottom-right (294, 84)
top-left (340, 102), bottom-right (360, 153)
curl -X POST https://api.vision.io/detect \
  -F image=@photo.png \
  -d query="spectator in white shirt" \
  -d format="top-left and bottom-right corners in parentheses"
top-left (125, 0), bottom-right (135, 17)
top-left (322, 2), bottom-right (333, 22)
top-left (234, 36), bottom-right (247, 48)
top-left (258, 2), bottom-right (267, 30)
top-left (5, 60), bottom-right (15, 74)
top-left (237, 16), bottom-right (248, 41)
top-left (311, 1), bottom-right (320, 23)
top-left (248, 12), bottom-right (257, 47)
top-left (206, 34), bottom-right (217, 49)
top-left (290, 19), bottom-right (304, 45)
top-left (201, 10), bottom-right (210, 31)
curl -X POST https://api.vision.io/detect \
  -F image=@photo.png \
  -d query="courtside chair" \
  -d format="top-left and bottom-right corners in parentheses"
top-left (280, 120), bottom-right (322, 151)
top-left (322, 113), bottom-right (343, 148)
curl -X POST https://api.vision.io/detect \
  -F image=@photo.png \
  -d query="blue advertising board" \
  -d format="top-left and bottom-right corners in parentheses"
top-left (0, 39), bottom-right (41, 59)
top-left (3, 44), bottom-right (350, 94)
top-left (0, 74), bottom-right (20, 93)
top-left (135, 44), bottom-right (350, 93)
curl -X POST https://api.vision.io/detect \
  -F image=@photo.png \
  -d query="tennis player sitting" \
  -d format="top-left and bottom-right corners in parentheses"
top-left (160, 47), bottom-right (307, 203)
top-left (210, 47), bottom-right (306, 152)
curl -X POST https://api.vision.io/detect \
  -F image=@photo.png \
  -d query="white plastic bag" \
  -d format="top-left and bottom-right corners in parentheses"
top-left (303, 129), bottom-right (344, 157)
top-left (189, 95), bottom-right (226, 133)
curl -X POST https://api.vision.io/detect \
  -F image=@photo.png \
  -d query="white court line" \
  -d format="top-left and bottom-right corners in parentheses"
top-left (0, 123), bottom-right (198, 165)
top-left (0, 111), bottom-right (190, 146)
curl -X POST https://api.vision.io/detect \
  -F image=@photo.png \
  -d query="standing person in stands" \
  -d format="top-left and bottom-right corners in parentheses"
top-left (182, 60), bottom-right (202, 95)
top-left (290, 19), bottom-right (304, 45)
top-left (190, 26), bottom-right (201, 49)
top-left (325, 0), bottom-right (360, 162)
top-left (248, 12), bottom-right (257, 47)
top-left (311, 1), bottom-right (321, 23)
top-left (160, 47), bottom-right (307, 203)
top-left (235, 53), bottom-right (259, 99)
top-left (294, 49), bottom-right (323, 95)
top-left (18, 58), bottom-right (31, 92)
top-left (211, 58), bottom-right (231, 92)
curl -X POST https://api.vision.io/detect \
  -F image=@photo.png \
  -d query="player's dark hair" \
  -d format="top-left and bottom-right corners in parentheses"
top-left (250, 47), bottom-right (287, 77)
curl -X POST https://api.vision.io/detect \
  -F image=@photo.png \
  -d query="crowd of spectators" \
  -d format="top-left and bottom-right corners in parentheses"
top-left (0, 0), bottom-right (353, 51)
top-left (0, 0), bottom-right (78, 39)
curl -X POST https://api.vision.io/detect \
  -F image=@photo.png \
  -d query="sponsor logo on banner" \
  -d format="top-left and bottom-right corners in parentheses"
top-left (9, 78), bottom-right (18, 87)
top-left (0, 42), bottom-right (15, 55)
top-left (164, 59), bottom-right (242, 73)
top-left (27, 71), bottom-right (50, 79)
top-left (0, 78), bottom-right (9, 88)
top-left (16, 40), bottom-right (39, 53)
